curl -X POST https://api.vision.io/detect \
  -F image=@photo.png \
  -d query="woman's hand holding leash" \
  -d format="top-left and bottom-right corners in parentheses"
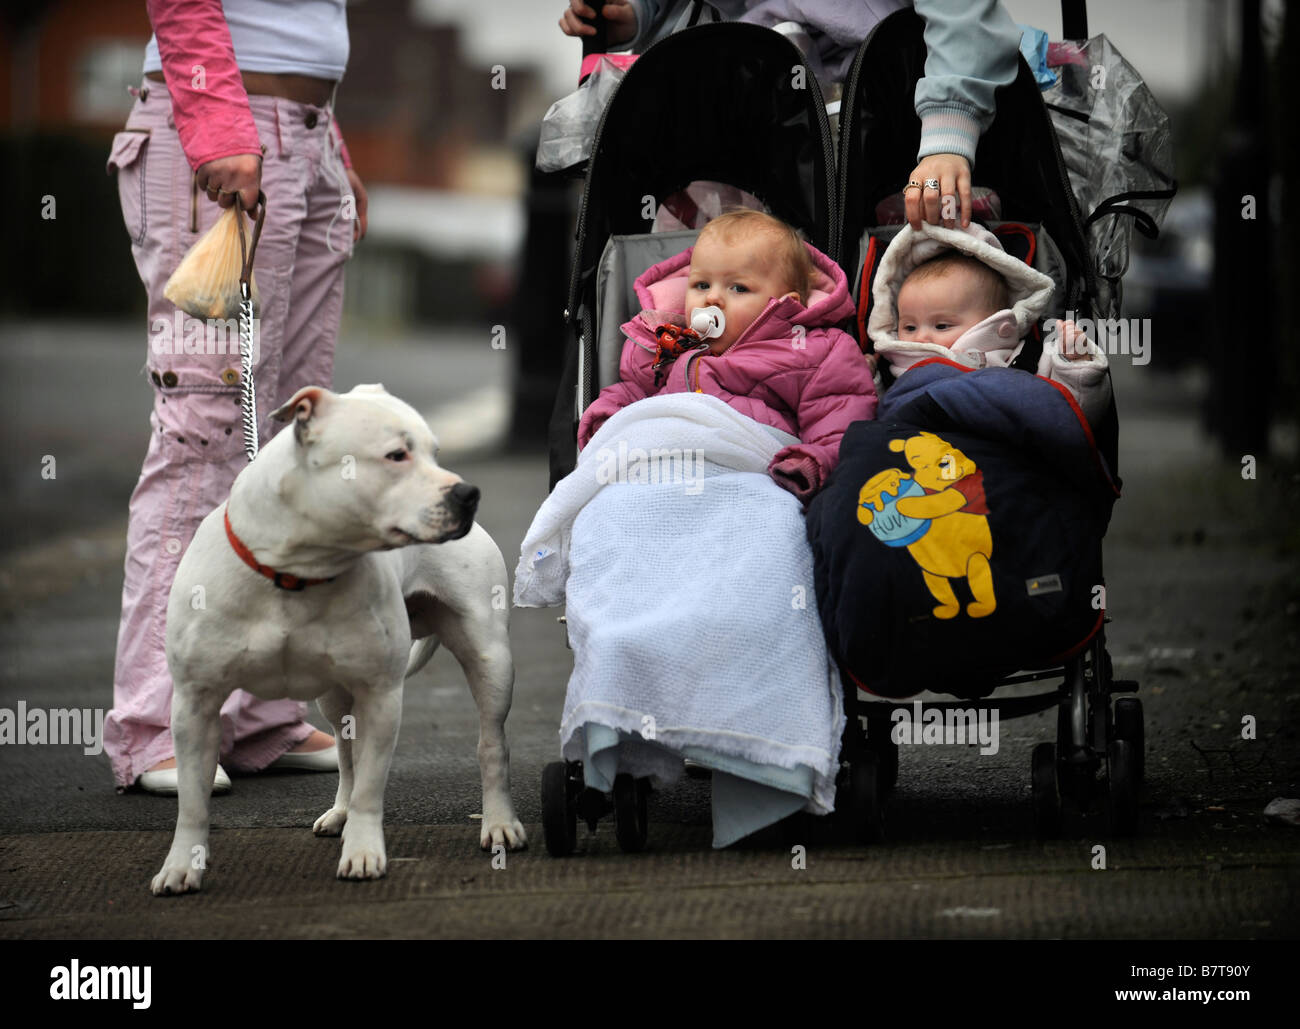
top-left (196, 153), bottom-right (262, 212)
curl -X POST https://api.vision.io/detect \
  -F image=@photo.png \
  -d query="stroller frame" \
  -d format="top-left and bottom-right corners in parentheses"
top-left (543, 20), bottom-right (839, 855)
top-left (836, 633), bottom-right (1144, 842)
top-left (541, 5), bottom-right (1148, 854)
top-left (829, 7), bottom-right (1143, 842)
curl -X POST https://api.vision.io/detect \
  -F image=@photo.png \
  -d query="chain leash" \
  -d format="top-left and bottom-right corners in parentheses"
top-left (235, 193), bottom-right (267, 462)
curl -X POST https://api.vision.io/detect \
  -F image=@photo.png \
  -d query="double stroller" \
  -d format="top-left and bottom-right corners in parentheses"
top-left (537, 7), bottom-right (1158, 855)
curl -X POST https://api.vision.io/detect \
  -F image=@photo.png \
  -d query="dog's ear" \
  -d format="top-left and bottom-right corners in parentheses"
top-left (271, 386), bottom-right (329, 443)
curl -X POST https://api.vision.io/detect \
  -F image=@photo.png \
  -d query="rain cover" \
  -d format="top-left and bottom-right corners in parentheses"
top-left (1043, 35), bottom-right (1177, 320)
top-left (536, 57), bottom-right (632, 174)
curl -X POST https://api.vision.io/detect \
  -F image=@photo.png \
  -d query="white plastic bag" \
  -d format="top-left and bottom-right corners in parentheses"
top-left (536, 57), bottom-right (629, 173)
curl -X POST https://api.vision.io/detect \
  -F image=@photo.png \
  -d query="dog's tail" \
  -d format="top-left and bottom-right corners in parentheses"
top-left (404, 636), bottom-right (441, 678)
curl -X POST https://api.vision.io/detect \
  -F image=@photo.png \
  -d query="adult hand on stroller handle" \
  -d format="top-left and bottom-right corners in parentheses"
top-left (559, 0), bottom-right (637, 48)
top-left (196, 153), bottom-right (263, 213)
top-left (906, 153), bottom-right (971, 230)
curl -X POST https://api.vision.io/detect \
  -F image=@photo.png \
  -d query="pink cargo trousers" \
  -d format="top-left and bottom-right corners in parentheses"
top-left (104, 77), bottom-right (352, 789)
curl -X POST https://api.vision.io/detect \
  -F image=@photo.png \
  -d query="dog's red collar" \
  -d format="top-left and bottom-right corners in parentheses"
top-left (223, 506), bottom-right (335, 591)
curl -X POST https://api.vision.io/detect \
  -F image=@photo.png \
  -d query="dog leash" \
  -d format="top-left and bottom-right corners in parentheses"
top-left (226, 192), bottom-right (337, 590)
top-left (236, 193), bottom-right (267, 462)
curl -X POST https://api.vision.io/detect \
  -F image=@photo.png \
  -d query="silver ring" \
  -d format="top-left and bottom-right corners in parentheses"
top-left (923, 178), bottom-right (941, 191)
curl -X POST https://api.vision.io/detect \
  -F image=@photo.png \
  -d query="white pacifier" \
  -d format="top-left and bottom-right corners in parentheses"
top-left (690, 306), bottom-right (725, 340)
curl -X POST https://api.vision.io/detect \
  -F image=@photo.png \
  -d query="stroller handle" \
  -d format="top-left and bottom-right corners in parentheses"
top-left (1060, 0), bottom-right (1088, 40)
top-left (581, 0), bottom-right (609, 60)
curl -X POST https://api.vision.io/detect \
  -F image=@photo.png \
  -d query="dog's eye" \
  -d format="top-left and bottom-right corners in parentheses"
top-left (385, 449), bottom-right (408, 462)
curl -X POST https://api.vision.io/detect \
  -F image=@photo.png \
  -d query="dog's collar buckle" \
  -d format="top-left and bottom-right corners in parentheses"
top-left (224, 507), bottom-right (336, 591)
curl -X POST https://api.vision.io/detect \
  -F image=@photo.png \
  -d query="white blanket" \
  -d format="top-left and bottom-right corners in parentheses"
top-left (515, 394), bottom-right (844, 815)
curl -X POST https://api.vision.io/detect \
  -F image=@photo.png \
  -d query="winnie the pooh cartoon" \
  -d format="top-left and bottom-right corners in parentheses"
top-left (858, 431), bottom-right (996, 619)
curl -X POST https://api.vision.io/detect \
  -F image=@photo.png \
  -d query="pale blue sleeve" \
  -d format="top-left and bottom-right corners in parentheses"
top-left (623, 0), bottom-right (667, 51)
top-left (912, 0), bottom-right (1022, 168)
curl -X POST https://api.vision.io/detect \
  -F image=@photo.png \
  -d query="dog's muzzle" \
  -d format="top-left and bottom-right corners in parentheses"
top-left (443, 481), bottom-right (480, 541)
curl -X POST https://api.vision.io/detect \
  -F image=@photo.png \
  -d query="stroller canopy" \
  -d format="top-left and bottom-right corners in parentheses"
top-left (567, 21), bottom-right (838, 318)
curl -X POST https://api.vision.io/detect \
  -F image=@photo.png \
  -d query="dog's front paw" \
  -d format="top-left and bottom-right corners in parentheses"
top-left (151, 861), bottom-right (203, 896)
top-left (313, 806), bottom-right (348, 836)
top-left (480, 816), bottom-right (528, 851)
top-left (337, 821), bottom-right (386, 880)
top-left (337, 847), bottom-right (386, 880)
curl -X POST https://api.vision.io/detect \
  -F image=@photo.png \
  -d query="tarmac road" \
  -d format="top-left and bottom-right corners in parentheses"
top-left (0, 321), bottom-right (1297, 940)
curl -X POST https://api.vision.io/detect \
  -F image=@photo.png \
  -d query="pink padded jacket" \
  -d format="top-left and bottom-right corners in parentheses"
top-left (577, 240), bottom-right (878, 499)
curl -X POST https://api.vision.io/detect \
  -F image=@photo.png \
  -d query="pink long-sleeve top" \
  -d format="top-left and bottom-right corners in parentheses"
top-left (144, 0), bottom-right (351, 171)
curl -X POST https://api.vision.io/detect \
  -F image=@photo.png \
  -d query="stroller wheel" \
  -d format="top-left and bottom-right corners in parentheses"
top-left (1031, 742), bottom-right (1062, 839)
top-left (541, 761), bottom-right (577, 857)
top-left (1107, 740), bottom-right (1139, 837)
top-left (863, 717), bottom-right (899, 793)
top-left (613, 773), bottom-right (649, 853)
top-left (780, 809), bottom-right (818, 847)
top-left (868, 736), bottom-right (899, 793)
top-left (835, 754), bottom-right (885, 843)
top-left (1114, 697), bottom-right (1145, 785)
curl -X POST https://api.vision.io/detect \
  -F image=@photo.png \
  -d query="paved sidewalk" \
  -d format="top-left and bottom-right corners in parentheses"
top-left (1, 352), bottom-right (1298, 939)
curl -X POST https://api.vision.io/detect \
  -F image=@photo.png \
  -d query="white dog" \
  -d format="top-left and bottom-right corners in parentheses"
top-left (151, 383), bottom-right (526, 896)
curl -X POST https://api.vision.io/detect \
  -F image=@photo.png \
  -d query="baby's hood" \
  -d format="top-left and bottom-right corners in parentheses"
top-left (866, 221), bottom-right (1056, 351)
top-left (626, 237), bottom-right (855, 341)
